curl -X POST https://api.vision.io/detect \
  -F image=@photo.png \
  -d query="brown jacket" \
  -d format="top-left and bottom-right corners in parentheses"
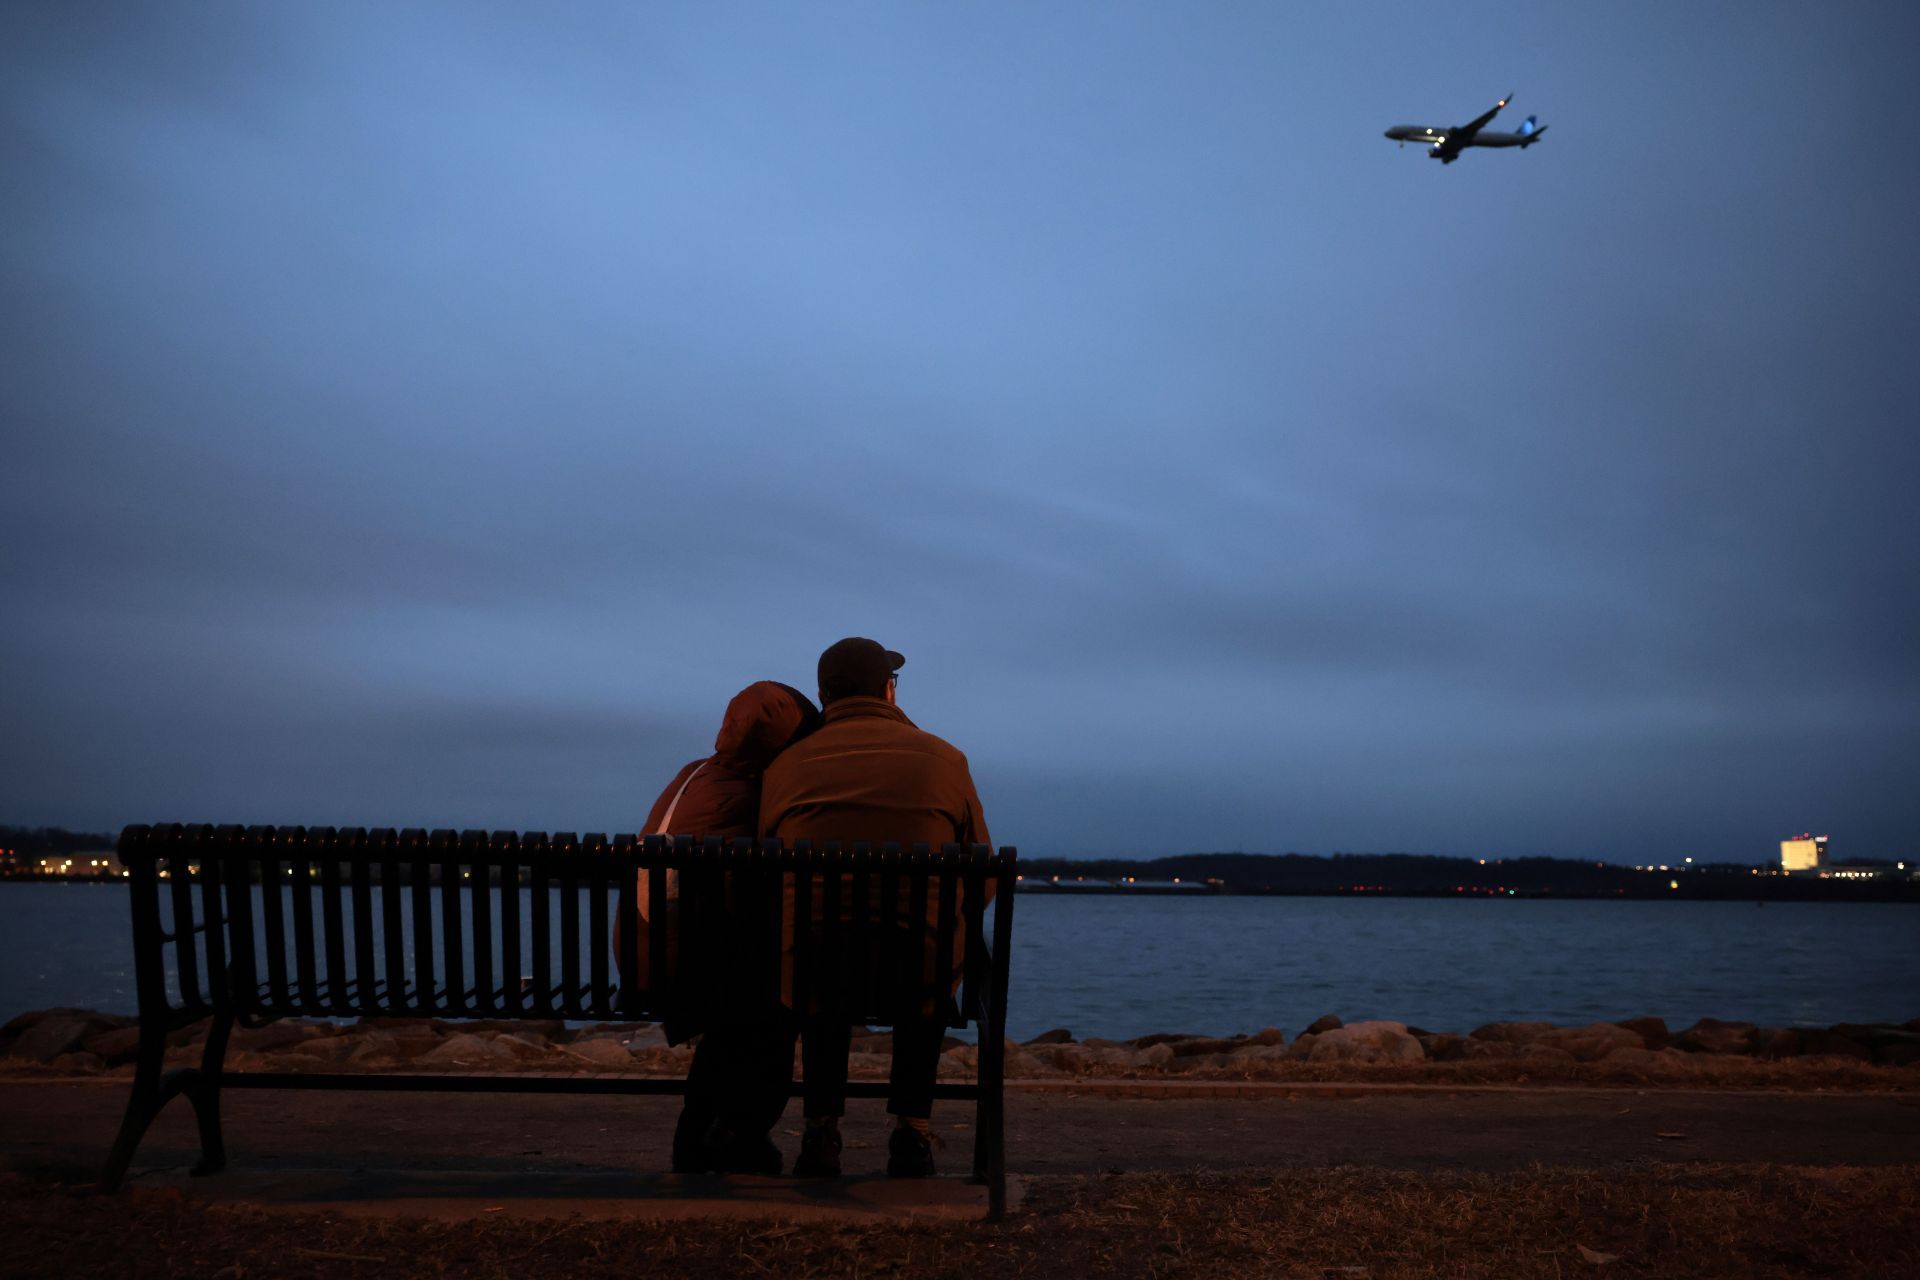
top-left (759, 696), bottom-right (993, 1007)
top-left (759, 697), bottom-right (991, 851)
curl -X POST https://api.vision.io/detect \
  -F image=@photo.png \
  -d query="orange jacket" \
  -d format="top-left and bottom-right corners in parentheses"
top-left (624, 681), bottom-right (818, 994)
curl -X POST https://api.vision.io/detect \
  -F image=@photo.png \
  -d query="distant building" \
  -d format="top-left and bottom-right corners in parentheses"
top-left (1780, 834), bottom-right (1828, 873)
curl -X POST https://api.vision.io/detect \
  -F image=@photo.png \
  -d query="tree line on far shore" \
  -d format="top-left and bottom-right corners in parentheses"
top-left (1017, 851), bottom-right (1920, 902)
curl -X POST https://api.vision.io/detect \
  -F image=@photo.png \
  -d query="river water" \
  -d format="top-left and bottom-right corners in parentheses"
top-left (3, 884), bottom-right (1914, 1040)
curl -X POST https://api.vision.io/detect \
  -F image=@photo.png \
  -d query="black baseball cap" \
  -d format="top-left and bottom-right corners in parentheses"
top-left (817, 636), bottom-right (905, 702)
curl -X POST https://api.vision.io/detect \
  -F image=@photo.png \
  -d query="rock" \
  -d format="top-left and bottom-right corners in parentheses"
top-left (1130, 1032), bottom-right (1204, 1048)
top-left (1460, 1039), bottom-right (1520, 1061)
top-left (1831, 1024), bottom-right (1919, 1050)
top-left (1598, 1047), bottom-right (1660, 1069)
top-left (1168, 1037), bottom-right (1243, 1057)
top-left (1025, 1028), bottom-right (1074, 1046)
top-left (1539, 1023), bottom-right (1645, 1063)
top-left (229, 1022), bottom-right (328, 1054)
top-left (1050, 1044), bottom-right (1133, 1073)
top-left (849, 1032), bottom-right (894, 1054)
top-left (1133, 1043), bottom-right (1176, 1068)
top-left (417, 1033), bottom-right (520, 1068)
top-left (1516, 1043), bottom-right (1576, 1064)
top-left (51, 1052), bottom-right (103, 1073)
top-left (1468, 1021), bottom-right (1554, 1045)
top-left (83, 1026), bottom-right (144, 1063)
top-left (1004, 1049), bottom-right (1047, 1077)
top-left (1674, 1018), bottom-right (1757, 1055)
top-left (1850, 1029), bottom-right (1920, 1065)
top-left (1173, 1052), bottom-right (1242, 1071)
top-left (1418, 1034), bottom-right (1470, 1062)
top-left (565, 1038), bottom-right (638, 1069)
top-left (1614, 1017), bottom-right (1669, 1048)
top-left (626, 1025), bottom-right (669, 1050)
top-left (1229, 1043), bottom-right (1290, 1065)
top-left (5, 1012), bottom-right (119, 1062)
top-left (1303, 1020), bottom-right (1424, 1064)
top-left (1246, 1027), bottom-right (1286, 1047)
top-left (1304, 1014), bottom-right (1343, 1035)
top-left (454, 1019), bottom-right (568, 1039)
top-left (845, 1051), bottom-right (892, 1075)
top-left (347, 1031), bottom-right (403, 1065)
top-left (1796, 1030), bottom-right (1871, 1060)
top-left (1752, 1028), bottom-right (1804, 1059)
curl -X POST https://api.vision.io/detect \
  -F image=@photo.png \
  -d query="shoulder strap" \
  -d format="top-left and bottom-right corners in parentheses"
top-left (654, 760), bottom-right (708, 835)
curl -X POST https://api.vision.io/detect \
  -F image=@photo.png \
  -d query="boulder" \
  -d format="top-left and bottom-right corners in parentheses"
top-left (1229, 1042), bottom-right (1290, 1064)
top-left (1674, 1018), bottom-right (1757, 1055)
top-left (1468, 1021), bottom-right (1554, 1045)
top-left (1539, 1023), bottom-right (1645, 1063)
top-left (1130, 1032), bottom-right (1204, 1049)
top-left (1024, 1028), bottom-right (1074, 1046)
top-left (1303, 1014), bottom-right (1343, 1035)
top-left (1418, 1034), bottom-right (1470, 1062)
top-left (1246, 1027), bottom-right (1287, 1047)
top-left (1167, 1037), bottom-right (1244, 1058)
top-left (1796, 1030), bottom-right (1871, 1060)
top-left (1614, 1017), bottom-right (1669, 1048)
top-left (1133, 1043), bottom-right (1176, 1068)
top-left (1460, 1038), bottom-right (1521, 1061)
top-left (83, 1026), bottom-right (144, 1063)
top-left (1599, 1046), bottom-right (1660, 1069)
top-left (849, 1032), bottom-right (894, 1054)
top-left (565, 1038), bottom-right (638, 1069)
top-left (346, 1031), bottom-right (404, 1065)
top-left (1049, 1043), bottom-right (1133, 1072)
top-left (417, 1033), bottom-right (521, 1068)
top-left (1864, 1030), bottom-right (1920, 1066)
top-left (1752, 1028), bottom-right (1804, 1059)
top-left (1004, 1049), bottom-right (1048, 1077)
top-left (1168, 1052), bottom-right (1240, 1071)
top-left (5, 1011), bottom-right (120, 1062)
top-left (51, 1052), bottom-right (103, 1073)
top-left (229, 1022), bottom-right (329, 1054)
top-left (1516, 1043), bottom-right (1576, 1064)
top-left (1302, 1020), bottom-right (1424, 1064)
top-left (1831, 1024), bottom-right (1917, 1050)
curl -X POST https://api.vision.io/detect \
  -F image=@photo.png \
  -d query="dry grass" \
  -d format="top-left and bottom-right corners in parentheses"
top-left (3, 1164), bottom-right (1915, 1279)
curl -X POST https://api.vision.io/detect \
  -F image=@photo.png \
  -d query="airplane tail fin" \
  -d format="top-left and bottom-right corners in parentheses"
top-left (1518, 115), bottom-right (1539, 136)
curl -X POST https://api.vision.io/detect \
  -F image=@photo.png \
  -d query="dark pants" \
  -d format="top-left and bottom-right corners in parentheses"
top-left (679, 1022), bottom-right (796, 1146)
top-left (801, 1019), bottom-right (946, 1120)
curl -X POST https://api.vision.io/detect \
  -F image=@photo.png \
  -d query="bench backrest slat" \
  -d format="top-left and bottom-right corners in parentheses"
top-left (117, 825), bottom-right (1016, 1037)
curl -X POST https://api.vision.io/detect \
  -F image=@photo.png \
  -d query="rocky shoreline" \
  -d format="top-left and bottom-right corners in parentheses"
top-left (5, 1007), bottom-right (1919, 1082)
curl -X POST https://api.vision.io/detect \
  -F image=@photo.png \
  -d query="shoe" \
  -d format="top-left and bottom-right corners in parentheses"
top-left (886, 1125), bottom-right (936, 1178)
top-left (708, 1127), bottom-right (783, 1177)
top-left (793, 1122), bottom-right (842, 1178)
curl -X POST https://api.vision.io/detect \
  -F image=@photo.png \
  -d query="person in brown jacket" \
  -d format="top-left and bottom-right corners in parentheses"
top-left (758, 637), bottom-right (992, 1178)
top-left (637, 680), bottom-right (819, 1176)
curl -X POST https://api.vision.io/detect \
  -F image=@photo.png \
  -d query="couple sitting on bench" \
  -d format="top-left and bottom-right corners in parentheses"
top-left (641, 636), bottom-right (993, 1179)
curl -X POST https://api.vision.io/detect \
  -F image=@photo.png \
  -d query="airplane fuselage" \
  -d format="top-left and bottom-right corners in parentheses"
top-left (1383, 95), bottom-right (1544, 163)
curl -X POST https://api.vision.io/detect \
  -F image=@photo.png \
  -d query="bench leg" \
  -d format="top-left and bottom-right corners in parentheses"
top-left (186, 1011), bottom-right (233, 1176)
top-left (97, 1015), bottom-right (233, 1191)
top-left (98, 1023), bottom-right (170, 1192)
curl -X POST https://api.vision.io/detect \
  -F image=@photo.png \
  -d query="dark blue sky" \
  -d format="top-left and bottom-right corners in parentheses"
top-left (4, 4), bottom-right (1916, 862)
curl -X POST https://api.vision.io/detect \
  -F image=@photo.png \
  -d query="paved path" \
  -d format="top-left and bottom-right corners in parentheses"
top-left (5, 1079), bottom-right (1917, 1187)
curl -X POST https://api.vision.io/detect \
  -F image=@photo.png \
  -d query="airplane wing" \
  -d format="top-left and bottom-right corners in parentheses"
top-left (1455, 93), bottom-right (1513, 141)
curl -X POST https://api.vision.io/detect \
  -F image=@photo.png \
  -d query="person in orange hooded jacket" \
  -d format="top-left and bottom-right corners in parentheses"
top-left (637, 680), bottom-right (819, 1176)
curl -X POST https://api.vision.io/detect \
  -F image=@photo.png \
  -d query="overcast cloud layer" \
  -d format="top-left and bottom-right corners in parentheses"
top-left (4, 3), bottom-right (1916, 862)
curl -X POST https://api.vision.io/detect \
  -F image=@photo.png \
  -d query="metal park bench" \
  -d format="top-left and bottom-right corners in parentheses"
top-left (101, 824), bottom-right (1018, 1215)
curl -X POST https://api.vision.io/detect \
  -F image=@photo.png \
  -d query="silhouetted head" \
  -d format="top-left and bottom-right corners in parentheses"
top-left (712, 681), bottom-right (821, 773)
top-left (816, 636), bottom-right (904, 705)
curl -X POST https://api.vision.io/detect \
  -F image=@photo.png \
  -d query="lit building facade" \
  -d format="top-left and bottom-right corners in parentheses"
top-left (1779, 834), bottom-right (1828, 872)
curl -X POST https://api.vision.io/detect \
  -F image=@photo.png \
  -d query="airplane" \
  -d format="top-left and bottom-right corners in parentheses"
top-left (1383, 93), bottom-right (1546, 164)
